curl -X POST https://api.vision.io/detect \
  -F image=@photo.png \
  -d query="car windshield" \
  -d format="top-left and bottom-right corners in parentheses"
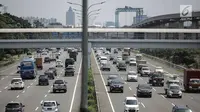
top-left (6, 103), bottom-right (20, 108)
top-left (43, 102), bottom-right (56, 107)
top-left (142, 68), bottom-right (149, 70)
top-left (170, 86), bottom-right (180, 90)
top-left (126, 100), bottom-right (137, 105)
top-left (112, 80), bottom-right (122, 84)
top-left (139, 85), bottom-right (151, 89)
top-left (175, 109), bottom-right (192, 112)
top-left (108, 76), bottom-right (117, 80)
top-left (54, 80), bottom-right (64, 84)
top-left (189, 79), bottom-right (200, 84)
top-left (39, 75), bottom-right (47, 79)
top-left (128, 73), bottom-right (137, 75)
top-left (11, 79), bottom-right (21, 83)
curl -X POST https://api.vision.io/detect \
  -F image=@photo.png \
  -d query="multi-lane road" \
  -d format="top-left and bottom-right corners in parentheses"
top-left (92, 49), bottom-right (200, 112)
top-left (0, 49), bottom-right (82, 112)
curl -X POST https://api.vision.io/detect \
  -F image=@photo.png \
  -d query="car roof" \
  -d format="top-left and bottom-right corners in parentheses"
top-left (128, 71), bottom-right (136, 74)
top-left (12, 78), bottom-right (22, 80)
top-left (126, 97), bottom-right (137, 100)
top-left (8, 102), bottom-right (21, 104)
top-left (138, 84), bottom-right (151, 87)
top-left (169, 84), bottom-right (180, 87)
top-left (174, 105), bottom-right (189, 109)
top-left (156, 67), bottom-right (162, 69)
top-left (109, 75), bottom-right (118, 77)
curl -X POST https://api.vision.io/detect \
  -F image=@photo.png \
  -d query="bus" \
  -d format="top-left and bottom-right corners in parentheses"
top-left (20, 58), bottom-right (37, 79)
top-left (136, 54), bottom-right (143, 61)
top-left (124, 48), bottom-right (131, 55)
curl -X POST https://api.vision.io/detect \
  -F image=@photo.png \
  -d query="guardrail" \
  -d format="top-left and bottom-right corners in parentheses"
top-left (141, 53), bottom-right (186, 72)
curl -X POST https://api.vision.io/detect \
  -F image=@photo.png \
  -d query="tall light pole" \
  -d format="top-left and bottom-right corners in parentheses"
top-left (88, 9), bottom-right (101, 16)
top-left (67, 1), bottom-right (105, 10)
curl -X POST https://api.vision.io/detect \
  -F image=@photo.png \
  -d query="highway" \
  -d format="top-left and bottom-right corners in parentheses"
top-left (92, 48), bottom-right (200, 112)
top-left (0, 49), bottom-right (82, 112)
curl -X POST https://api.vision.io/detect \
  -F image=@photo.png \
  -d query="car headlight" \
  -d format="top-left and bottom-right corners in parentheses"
top-left (178, 91), bottom-right (182, 94)
top-left (198, 86), bottom-right (200, 89)
top-left (189, 86), bottom-right (192, 89)
top-left (153, 80), bottom-right (156, 82)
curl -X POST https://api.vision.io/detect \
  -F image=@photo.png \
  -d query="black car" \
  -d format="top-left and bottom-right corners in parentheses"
top-left (101, 64), bottom-right (111, 71)
top-left (65, 58), bottom-right (75, 68)
top-left (114, 49), bottom-right (118, 53)
top-left (113, 58), bottom-right (117, 64)
top-left (137, 84), bottom-right (152, 97)
top-left (44, 57), bottom-right (51, 63)
top-left (117, 61), bottom-right (127, 71)
top-left (172, 105), bottom-right (192, 112)
top-left (149, 72), bottom-right (164, 86)
top-left (110, 79), bottom-right (124, 93)
top-left (5, 102), bottom-right (25, 112)
top-left (65, 65), bottom-right (75, 76)
top-left (48, 67), bottom-right (57, 76)
top-left (38, 75), bottom-right (49, 85)
top-left (44, 70), bottom-right (55, 80)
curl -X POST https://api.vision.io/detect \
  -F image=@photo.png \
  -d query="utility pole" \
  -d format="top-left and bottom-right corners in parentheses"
top-left (80, 0), bottom-right (88, 112)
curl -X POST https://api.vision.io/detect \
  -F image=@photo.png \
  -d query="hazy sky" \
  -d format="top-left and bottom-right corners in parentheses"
top-left (1, 0), bottom-right (200, 26)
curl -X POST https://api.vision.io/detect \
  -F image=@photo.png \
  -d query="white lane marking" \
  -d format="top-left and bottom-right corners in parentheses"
top-left (161, 95), bottom-right (166, 99)
top-left (51, 86), bottom-right (53, 88)
top-left (1, 78), bottom-right (4, 80)
top-left (6, 76), bottom-right (8, 78)
top-left (0, 91), bottom-right (2, 92)
top-left (30, 83), bottom-right (33, 86)
top-left (40, 100), bottom-right (43, 104)
top-left (69, 59), bottom-right (82, 112)
top-left (141, 102), bottom-right (146, 108)
top-left (27, 86), bottom-right (30, 89)
top-left (153, 88), bottom-right (156, 91)
top-left (191, 97), bottom-right (194, 99)
top-left (140, 77), bottom-right (143, 80)
top-left (11, 72), bottom-right (15, 75)
top-left (34, 80), bottom-right (36, 82)
top-left (121, 77), bottom-right (123, 80)
top-left (129, 87), bottom-right (132, 90)
top-left (22, 90), bottom-right (25, 93)
top-left (0, 64), bottom-right (18, 73)
top-left (44, 94), bottom-right (47, 97)
top-left (35, 107), bottom-right (39, 111)
top-left (92, 50), bottom-right (115, 112)
top-left (171, 103), bottom-right (175, 106)
top-left (124, 82), bottom-right (127, 84)
top-left (4, 86), bottom-right (8, 89)
top-left (48, 90), bottom-right (50, 93)
top-left (16, 95), bottom-right (19, 98)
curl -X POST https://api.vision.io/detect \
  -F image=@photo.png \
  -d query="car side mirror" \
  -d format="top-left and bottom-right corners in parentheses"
top-left (57, 103), bottom-right (60, 106)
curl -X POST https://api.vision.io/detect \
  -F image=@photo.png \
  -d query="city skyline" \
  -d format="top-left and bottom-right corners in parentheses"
top-left (66, 7), bottom-right (75, 26)
top-left (1, 0), bottom-right (200, 27)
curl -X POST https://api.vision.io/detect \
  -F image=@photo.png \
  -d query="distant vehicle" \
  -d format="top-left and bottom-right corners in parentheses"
top-left (117, 61), bottom-right (127, 71)
top-left (53, 79), bottom-right (67, 93)
top-left (20, 58), bottom-right (37, 79)
top-left (172, 105), bottom-right (192, 112)
top-left (38, 75), bottom-right (49, 86)
top-left (41, 101), bottom-right (60, 112)
top-left (141, 67), bottom-right (151, 77)
top-left (35, 57), bottom-right (43, 70)
top-left (10, 78), bottom-right (24, 90)
top-left (136, 60), bottom-right (147, 65)
top-left (65, 65), bottom-right (75, 76)
top-left (100, 56), bottom-right (108, 65)
top-left (149, 72), bottom-right (164, 86)
top-left (127, 71), bottom-right (138, 82)
top-left (107, 75), bottom-right (118, 86)
top-left (123, 97), bottom-right (139, 112)
top-left (112, 58), bottom-right (117, 64)
top-left (41, 52), bottom-right (47, 55)
top-left (5, 102), bottom-right (25, 112)
top-left (155, 67), bottom-right (164, 73)
top-left (137, 64), bottom-right (148, 74)
top-left (114, 49), bottom-right (118, 54)
top-left (129, 58), bottom-right (137, 66)
top-left (109, 55), bottom-right (115, 61)
top-left (69, 50), bottom-right (78, 61)
top-left (56, 61), bottom-right (63, 67)
top-left (44, 57), bottom-right (51, 63)
top-left (123, 48), bottom-right (131, 56)
top-left (166, 84), bottom-right (182, 98)
top-left (44, 70), bottom-right (55, 80)
top-left (101, 63), bottom-right (111, 71)
top-left (164, 79), bottom-right (180, 94)
top-left (106, 48), bottom-right (111, 52)
top-left (184, 69), bottom-right (200, 92)
top-left (137, 84), bottom-right (152, 97)
top-left (109, 79), bottom-right (124, 93)
top-left (125, 57), bottom-right (135, 64)
top-left (105, 51), bottom-right (111, 55)
top-left (65, 58), bottom-right (75, 68)
top-left (122, 52), bottom-right (129, 60)
top-left (136, 54), bottom-right (142, 61)
top-left (48, 67), bottom-right (57, 76)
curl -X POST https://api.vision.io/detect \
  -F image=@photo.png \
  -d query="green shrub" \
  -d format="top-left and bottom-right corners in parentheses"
top-left (88, 99), bottom-right (96, 106)
top-left (88, 86), bottom-right (94, 94)
top-left (88, 93), bottom-right (94, 100)
top-left (88, 105), bottom-right (96, 112)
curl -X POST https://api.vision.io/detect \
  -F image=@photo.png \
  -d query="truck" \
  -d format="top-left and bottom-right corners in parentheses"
top-left (124, 48), bottom-right (131, 56)
top-left (69, 50), bottom-right (78, 61)
top-left (20, 58), bottom-right (37, 79)
top-left (35, 58), bottom-right (43, 70)
top-left (184, 69), bottom-right (200, 92)
top-left (106, 48), bottom-right (111, 52)
top-left (136, 54), bottom-right (142, 61)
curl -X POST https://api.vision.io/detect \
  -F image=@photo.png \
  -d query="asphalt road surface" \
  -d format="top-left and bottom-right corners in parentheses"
top-left (0, 49), bottom-right (82, 112)
top-left (92, 48), bottom-right (200, 112)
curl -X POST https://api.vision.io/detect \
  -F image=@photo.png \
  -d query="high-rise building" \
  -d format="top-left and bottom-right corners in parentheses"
top-left (66, 7), bottom-right (75, 26)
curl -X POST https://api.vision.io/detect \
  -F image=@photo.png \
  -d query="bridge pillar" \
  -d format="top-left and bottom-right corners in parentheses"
top-left (88, 42), bottom-right (91, 68)
top-left (191, 21), bottom-right (198, 39)
top-left (178, 22), bottom-right (184, 39)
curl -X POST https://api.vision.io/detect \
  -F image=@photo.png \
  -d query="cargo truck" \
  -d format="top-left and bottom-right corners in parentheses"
top-left (35, 58), bottom-right (43, 70)
top-left (184, 69), bottom-right (200, 92)
top-left (69, 50), bottom-right (78, 61)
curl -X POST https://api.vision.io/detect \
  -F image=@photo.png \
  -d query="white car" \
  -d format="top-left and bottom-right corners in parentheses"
top-left (41, 101), bottom-right (60, 112)
top-left (127, 71), bottom-right (138, 82)
top-left (141, 67), bottom-right (151, 76)
top-left (56, 62), bottom-right (63, 67)
top-left (105, 51), bottom-right (110, 55)
top-left (155, 67), bottom-right (164, 73)
top-left (129, 58), bottom-right (137, 66)
top-left (100, 56), bottom-right (108, 65)
top-left (10, 78), bottom-right (24, 90)
top-left (124, 97), bottom-right (139, 112)
top-left (56, 60), bottom-right (62, 63)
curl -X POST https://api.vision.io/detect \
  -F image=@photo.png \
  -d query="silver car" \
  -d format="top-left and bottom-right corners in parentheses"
top-left (107, 75), bottom-right (118, 86)
top-left (41, 101), bottom-right (60, 112)
top-left (53, 79), bottom-right (67, 93)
